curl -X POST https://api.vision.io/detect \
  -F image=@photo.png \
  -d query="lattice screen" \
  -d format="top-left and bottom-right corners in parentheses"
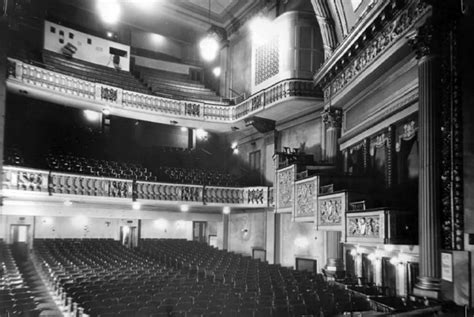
top-left (255, 37), bottom-right (279, 85)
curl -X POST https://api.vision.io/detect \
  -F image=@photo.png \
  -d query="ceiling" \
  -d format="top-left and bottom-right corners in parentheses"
top-left (45, 0), bottom-right (266, 44)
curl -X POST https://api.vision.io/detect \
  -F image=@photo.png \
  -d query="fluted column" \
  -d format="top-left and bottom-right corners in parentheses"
top-left (322, 107), bottom-right (342, 164)
top-left (409, 22), bottom-right (442, 298)
top-left (325, 231), bottom-right (344, 276)
top-left (0, 15), bottom-right (8, 196)
top-left (326, 231), bottom-right (343, 260)
top-left (222, 214), bottom-right (229, 250)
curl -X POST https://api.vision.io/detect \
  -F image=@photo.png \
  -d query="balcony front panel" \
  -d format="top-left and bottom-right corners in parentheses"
top-left (2, 166), bottom-right (269, 209)
top-left (346, 209), bottom-right (417, 245)
top-left (275, 164), bottom-right (296, 213)
top-left (293, 176), bottom-right (319, 222)
top-left (7, 58), bottom-right (321, 131)
top-left (315, 191), bottom-right (347, 231)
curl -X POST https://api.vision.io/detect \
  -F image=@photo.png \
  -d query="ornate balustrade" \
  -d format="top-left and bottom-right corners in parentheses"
top-left (50, 172), bottom-right (133, 198)
top-left (2, 166), bottom-right (269, 208)
top-left (7, 58), bottom-right (320, 124)
top-left (346, 209), bottom-right (417, 244)
top-left (2, 167), bottom-right (49, 192)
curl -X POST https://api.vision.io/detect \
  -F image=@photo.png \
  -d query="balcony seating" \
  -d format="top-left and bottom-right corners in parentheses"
top-left (3, 148), bottom-right (247, 187)
top-left (158, 166), bottom-right (239, 187)
top-left (3, 147), bottom-right (25, 166)
top-left (42, 50), bottom-right (150, 95)
top-left (135, 66), bottom-right (226, 104)
top-left (45, 153), bottom-right (157, 182)
top-left (33, 238), bottom-right (377, 316)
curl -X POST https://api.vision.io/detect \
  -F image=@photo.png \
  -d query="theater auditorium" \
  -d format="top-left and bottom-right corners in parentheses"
top-left (1, 0), bottom-right (473, 316)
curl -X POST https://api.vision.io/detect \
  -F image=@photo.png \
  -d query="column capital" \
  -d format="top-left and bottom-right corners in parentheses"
top-left (408, 21), bottom-right (436, 59)
top-left (322, 107), bottom-right (343, 129)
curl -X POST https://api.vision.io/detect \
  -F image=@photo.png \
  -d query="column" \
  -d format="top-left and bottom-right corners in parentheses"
top-left (325, 231), bottom-right (344, 277)
top-left (409, 22), bottom-right (442, 298)
top-left (0, 14), bottom-right (8, 197)
top-left (321, 107), bottom-right (342, 164)
top-left (222, 214), bottom-right (229, 250)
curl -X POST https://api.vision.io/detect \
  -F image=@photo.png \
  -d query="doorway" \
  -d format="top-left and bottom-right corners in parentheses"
top-left (10, 224), bottom-right (30, 260)
top-left (192, 221), bottom-right (207, 243)
top-left (120, 226), bottom-right (138, 248)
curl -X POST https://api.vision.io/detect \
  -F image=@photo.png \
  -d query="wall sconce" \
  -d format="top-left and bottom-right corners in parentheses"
top-left (231, 142), bottom-right (239, 154)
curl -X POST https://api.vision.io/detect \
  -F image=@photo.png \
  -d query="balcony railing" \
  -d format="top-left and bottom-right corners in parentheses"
top-left (7, 58), bottom-right (320, 124)
top-left (2, 166), bottom-right (270, 208)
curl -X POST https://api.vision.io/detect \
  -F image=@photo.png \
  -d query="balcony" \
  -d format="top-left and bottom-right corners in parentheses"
top-left (6, 58), bottom-right (322, 132)
top-left (1, 166), bottom-right (270, 210)
top-left (345, 209), bottom-right (417, 245)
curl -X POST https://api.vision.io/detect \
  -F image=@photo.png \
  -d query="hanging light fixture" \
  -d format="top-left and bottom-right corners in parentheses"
top-left (199, 0), bottom-right (220, 62)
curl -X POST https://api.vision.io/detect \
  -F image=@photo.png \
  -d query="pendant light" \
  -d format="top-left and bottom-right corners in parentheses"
top-left (199, 0), bottom-right (220, 62)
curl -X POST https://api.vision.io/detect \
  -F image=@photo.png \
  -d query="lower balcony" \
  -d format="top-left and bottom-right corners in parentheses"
top-left (1, 166), bottom-right (270, 211)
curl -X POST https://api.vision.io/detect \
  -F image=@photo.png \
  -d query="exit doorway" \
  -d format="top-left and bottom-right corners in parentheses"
top-left (120, 226), bottom-right (138, 248)
top-left (10, 224), bottom-right (30, 260)
top-left (192, 221), bottom-right (207, 243)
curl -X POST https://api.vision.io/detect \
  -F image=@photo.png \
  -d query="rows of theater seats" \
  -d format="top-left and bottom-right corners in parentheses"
top-left (33, 238), bottom-right (374, 317)
top-left (4, 147), bottom-right (242, 186)
top-left (0, 240), bottom-right (42, 317)
top-left (42, 50), bottom-right (150, 95)
top-left (3, 147), bottom-right (25, 166)
top-left (153, 147), bottom-right (209, 169)
top-left (158, 166), bottom-right (239, 187)
top-left (140, 239), bottom-right (373, 316)
top-left (46, 153), bottom-right (157, 182)
top-left (135, 66), bottom-right (225, 104)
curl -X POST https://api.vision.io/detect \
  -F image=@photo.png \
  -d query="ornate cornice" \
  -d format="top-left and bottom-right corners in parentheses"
top-left (322, 107), bottom-right (343, 129)
top-left (314, 0), bottom-right (430, 100)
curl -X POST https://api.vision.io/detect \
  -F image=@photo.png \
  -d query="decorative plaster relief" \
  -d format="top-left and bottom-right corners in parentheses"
top-left (347, 215), bottom-right (382, 238)
top-left (322, 0), bottom-right (429, 98)
top-left (318, 197), bottom-right (343, 225)
top-left (277, 166), bottom-right (295, 211)
top-left (295, 178), bottom-right (317, 218)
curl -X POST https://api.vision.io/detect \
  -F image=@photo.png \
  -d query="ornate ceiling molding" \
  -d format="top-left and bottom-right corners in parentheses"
top-left (313, 0), bottom-right (430, 100)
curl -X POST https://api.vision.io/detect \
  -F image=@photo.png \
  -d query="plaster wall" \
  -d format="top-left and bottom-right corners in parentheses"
top-left (0, 203), bottom-right (223, 247)
top-left (228, 211), bottom-right (266, 256)
top-left (279, 213), bottom-right (325, 271)
top-left (131, 30), bottom-right (183, 59)
top-left (228, 30), bottom-right (252, 99)
top-left (278, 117), bottom-right (323, 161)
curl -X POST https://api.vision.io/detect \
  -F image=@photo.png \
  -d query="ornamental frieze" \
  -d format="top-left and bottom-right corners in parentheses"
top-left (321, 0), bottom-right (429, 98)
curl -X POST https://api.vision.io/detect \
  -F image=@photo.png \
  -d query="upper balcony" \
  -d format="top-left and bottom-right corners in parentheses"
top-left (6, 58), bottom-right (322, 132)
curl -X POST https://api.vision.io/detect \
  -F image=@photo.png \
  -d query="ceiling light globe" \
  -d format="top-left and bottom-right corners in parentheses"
top-left (97, 0), bottom-right (121, 24)
top-left (199, 35), bottom-right (219, 62)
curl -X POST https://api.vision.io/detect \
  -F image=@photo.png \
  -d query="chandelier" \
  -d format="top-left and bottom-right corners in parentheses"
top-left (199, 0), bottom-right (220, 62)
